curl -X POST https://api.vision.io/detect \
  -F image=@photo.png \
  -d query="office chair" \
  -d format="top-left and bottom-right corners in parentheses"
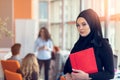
top-left (4, 69), bottom-right (22, 80)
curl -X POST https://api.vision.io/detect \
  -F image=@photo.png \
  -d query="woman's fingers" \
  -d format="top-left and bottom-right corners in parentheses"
top-left (72, 69), bottom-right (82, 73)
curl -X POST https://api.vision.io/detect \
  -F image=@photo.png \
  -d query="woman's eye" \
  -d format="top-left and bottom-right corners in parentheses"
top-left (82, 23), bottom-right (86, 26)
top-left (76, 24), bottom-right (80, 27)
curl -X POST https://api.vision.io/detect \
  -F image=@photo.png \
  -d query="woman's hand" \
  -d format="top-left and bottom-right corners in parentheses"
top-left (71, 69), bottom-right (90, 80)
top-left (65, 73), bottom-right (72, 80)
top-left (43, 46), bottom-right (49, 50)
top-left (38, 46), bottom-right (44, 51)
top-left (38, 46), bottom-right (48, 51)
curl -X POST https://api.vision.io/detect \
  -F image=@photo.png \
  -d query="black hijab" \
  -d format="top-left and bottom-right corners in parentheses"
top-left (71, 9), bottom-right (103, 53)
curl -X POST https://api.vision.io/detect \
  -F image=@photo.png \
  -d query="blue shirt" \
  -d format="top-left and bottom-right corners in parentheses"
top-left (34, 37), bottom-right (53, 60)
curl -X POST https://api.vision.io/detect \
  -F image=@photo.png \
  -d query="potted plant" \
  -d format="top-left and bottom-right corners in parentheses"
top-left (0, 18), bottom-right (13, 39)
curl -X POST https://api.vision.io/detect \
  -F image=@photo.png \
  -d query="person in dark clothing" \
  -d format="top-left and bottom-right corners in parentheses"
top-left (17, 53), bottom-right (39, 80)
top-left (52, 46), bottom-right (65, 80)
top-left (63, 9), bottom-right (114, 80)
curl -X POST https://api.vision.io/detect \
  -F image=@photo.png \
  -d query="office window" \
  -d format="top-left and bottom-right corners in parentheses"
top-left (65, 24), bottom-right (78, 50)
top-left (39, 1), bottom-right (48, 20)
top-left (50, 24), bottom-right (61, 47)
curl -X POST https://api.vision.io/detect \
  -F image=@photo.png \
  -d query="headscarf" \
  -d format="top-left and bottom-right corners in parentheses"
top-left (71, 9), bottom-right (103, 53)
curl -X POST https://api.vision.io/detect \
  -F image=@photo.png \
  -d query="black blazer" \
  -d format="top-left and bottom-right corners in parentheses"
top-left (64, 39), bottom-right (114, 80)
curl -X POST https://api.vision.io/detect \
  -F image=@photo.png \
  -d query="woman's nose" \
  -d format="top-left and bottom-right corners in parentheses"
top-left (78, 26), bottom-right (83, 29)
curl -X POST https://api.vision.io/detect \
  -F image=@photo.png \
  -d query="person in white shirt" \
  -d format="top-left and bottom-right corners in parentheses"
top-left (34, 27), bottom-right (53, 80)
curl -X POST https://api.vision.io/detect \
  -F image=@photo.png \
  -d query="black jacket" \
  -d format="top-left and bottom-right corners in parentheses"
top-left (64, 39), bottom-right (114, 80)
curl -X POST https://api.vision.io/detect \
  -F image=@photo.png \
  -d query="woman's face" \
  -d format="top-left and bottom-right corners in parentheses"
top-left (40, 29), bottom-right (45, 38)
top-left (76, 17), bottom-right (91, 37)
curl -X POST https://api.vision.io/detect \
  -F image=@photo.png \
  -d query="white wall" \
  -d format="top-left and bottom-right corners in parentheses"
top-left (15, 19), bottom-right (38, 58)
top-left (0, 0), bottom-right (14, 48)
top-left (115, 22), bottom-right (120, 69)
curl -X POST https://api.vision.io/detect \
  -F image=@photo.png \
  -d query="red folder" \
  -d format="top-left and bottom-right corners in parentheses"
top-left (70, 47), bottom-right (98, 74)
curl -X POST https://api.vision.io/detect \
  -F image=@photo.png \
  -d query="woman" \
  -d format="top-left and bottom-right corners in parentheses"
top-left (17, 53), bottom-right (39, 80)
top-left (34, 27), bottom-right (53, 80)
top-left (64, 9), bottom-right (114, 80)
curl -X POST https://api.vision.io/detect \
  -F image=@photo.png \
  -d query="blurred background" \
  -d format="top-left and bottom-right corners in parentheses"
top-left (0, 0), bottom-right (120, 79)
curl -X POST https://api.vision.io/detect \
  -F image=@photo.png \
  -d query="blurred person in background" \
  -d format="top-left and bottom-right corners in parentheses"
top-left (53, 46), bottom-right (65, 80)
top-left (49, 46), bottom-right (65, 80)
top-left (34, 27), bottom-right (53, 80)
top-left (8, 43), bottom-right (21, 64)
top-left (17, 53), bottom-right (39, 80)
